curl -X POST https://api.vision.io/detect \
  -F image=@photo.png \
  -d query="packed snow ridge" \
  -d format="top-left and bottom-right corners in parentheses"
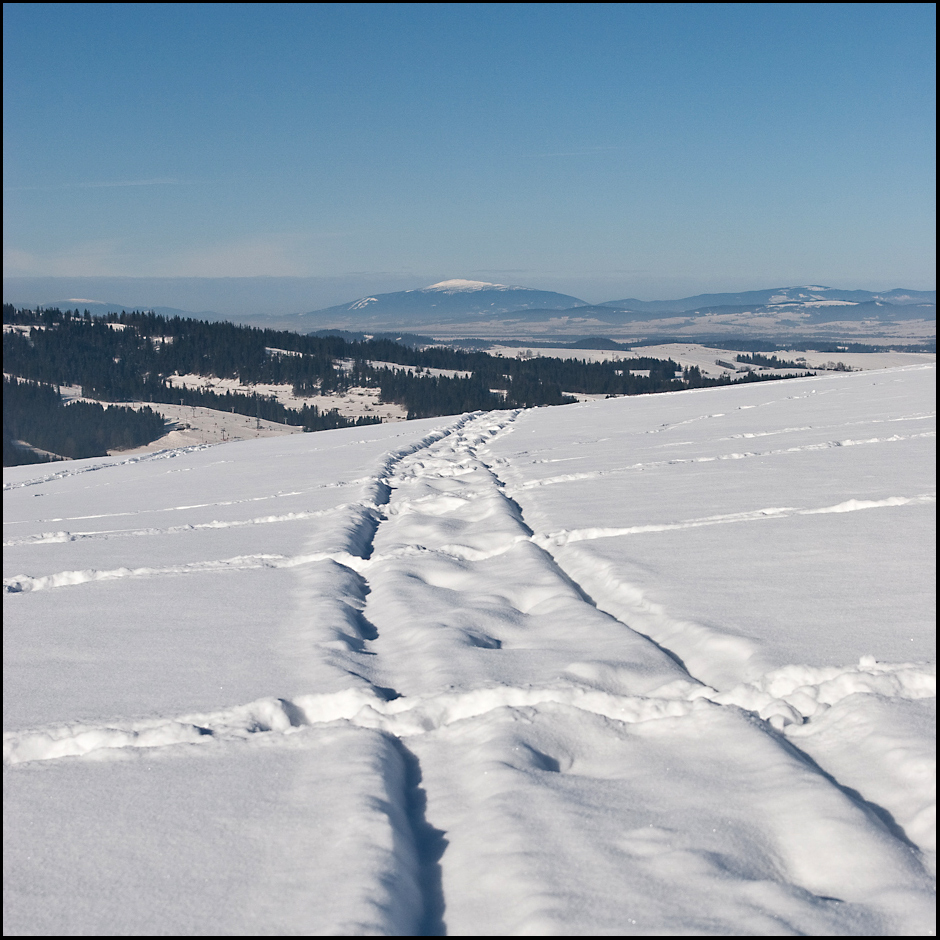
top-left (3, 365), bottom-right (935, 936)
top-left (422, 279), bottom-right (511, 291)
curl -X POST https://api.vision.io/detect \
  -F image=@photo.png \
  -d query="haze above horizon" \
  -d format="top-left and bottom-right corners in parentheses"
top-left (3, 3), bottom-right (936, 302)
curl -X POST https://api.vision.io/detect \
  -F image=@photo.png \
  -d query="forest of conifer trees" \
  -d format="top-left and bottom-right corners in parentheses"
top-left (3, 304), bottom-right (803, 466)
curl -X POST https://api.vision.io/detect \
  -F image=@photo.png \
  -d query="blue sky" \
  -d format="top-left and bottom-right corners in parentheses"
top-left (3, 3), bottom-right (936, 305)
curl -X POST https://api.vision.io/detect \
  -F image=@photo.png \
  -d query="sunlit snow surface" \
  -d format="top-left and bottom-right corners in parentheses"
top-left (3, 367), bottom-right (935, 936)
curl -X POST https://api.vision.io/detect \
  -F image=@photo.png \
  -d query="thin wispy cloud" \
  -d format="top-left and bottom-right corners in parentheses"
top-left (5, 178), bottom-right (196, 192)
top-left (3, 240), bottom-right (126, 277)
top-left (540, 146), bottom-right (627, 157)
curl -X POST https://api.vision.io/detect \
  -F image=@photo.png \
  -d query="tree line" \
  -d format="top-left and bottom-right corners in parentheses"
top-left (735, 352), bottom-right (803, 369)
top-left (3, 305), bottom-right (806, 462)
top-left (3, 376), bottom-right (167, 466)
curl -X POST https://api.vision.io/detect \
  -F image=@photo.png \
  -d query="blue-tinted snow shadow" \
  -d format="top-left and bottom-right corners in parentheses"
top-left (389, 736), bottom-right (449, 936)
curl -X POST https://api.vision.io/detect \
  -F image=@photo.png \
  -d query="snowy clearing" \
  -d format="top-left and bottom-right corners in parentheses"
top-left (3, 366), bottom-right (935, 935)
top-left (335, 358), bottom-right (473, 380)
top-left (51, 384), bottom-right (306, 454)
top-left (165, 372), bottom-right (408, 422)
top-left (488, 342), bottom-right (935, 379)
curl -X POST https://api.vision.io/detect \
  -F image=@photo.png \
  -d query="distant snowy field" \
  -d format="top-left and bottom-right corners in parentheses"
top-left (3, 366), bottom-right (935, 936)
top-left (489, 342), bottom-right (936, 378)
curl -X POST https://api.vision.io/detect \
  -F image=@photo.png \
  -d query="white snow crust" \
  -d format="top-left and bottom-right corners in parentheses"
top-left (3, 366), bottom-right (936, 935)
top-left (424, 279), bottom-right (508, 291)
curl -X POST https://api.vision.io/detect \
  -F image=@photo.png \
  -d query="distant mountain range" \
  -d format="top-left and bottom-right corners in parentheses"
top-left (296, 279), bottom-right (587, 325)
top-left (13, 280), bottom-right (935, 340)
top-left (599, 286), bottom-right (936, 313)
top-left (290, 280), bottom-right (934, 334)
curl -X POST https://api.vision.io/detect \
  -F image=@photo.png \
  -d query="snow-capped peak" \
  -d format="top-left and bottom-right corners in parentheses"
top-left (424, 279), bottom-right (508, 291)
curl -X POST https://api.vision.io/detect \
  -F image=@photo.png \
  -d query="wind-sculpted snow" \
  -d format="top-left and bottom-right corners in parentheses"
top-left (533, 493), bottom-right (935, 547)
top-left (5, 658), bottom-right (932, 764)
top-left (4, 366), bottom-right (936, 935)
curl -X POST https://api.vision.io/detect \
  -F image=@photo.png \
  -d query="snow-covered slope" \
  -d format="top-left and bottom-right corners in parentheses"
top-left (3, 366), bottom-right (936, 935)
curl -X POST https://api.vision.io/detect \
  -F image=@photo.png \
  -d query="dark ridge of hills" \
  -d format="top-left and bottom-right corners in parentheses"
top-left (490, 300), bottom-right (936, 326)
top-left (295, 280), bottom-right (588, 328)
top-left (599, 286), bottom-right (936, 313)
top-left (564, 336), bottom-right (631, 350)
top-left (307, 329), bottom-right (438, 347)
top-left (40, 299), bottom-right (225, 320)
top-left (675, 301), bottom-right (936, 323)
top-left (295, 282), bottom-right (935, 334)
top-left (8, 282), bottom-right (932, 341)
top-left (488, 305), bottom-right (697, 323)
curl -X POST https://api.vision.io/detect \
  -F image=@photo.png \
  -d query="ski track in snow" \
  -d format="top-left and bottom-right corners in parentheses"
top-left (514, 429), bottom-right (936, 490)
top-left (2, 473), bottom-right (370, 529)
top-left (4, 385), bottom-right (936, 935)
top-left (1, 442), bottom-right (217, 490)
top-left (3, 408), bottom-right (934, 757)
top-left (4, 486), bottom-right (934, 591)
top-left (532, 494), bottom-right (936, 548)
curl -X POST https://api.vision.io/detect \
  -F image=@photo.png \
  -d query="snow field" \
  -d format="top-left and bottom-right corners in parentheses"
top-left (3, 366), bottom-right (936, 935)
top-left (409, 703), bottom-right (930, 935)
top-left (3, 726), bottom-right (427, 936)
top-left (51, 383), bottom-right (309, 453)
